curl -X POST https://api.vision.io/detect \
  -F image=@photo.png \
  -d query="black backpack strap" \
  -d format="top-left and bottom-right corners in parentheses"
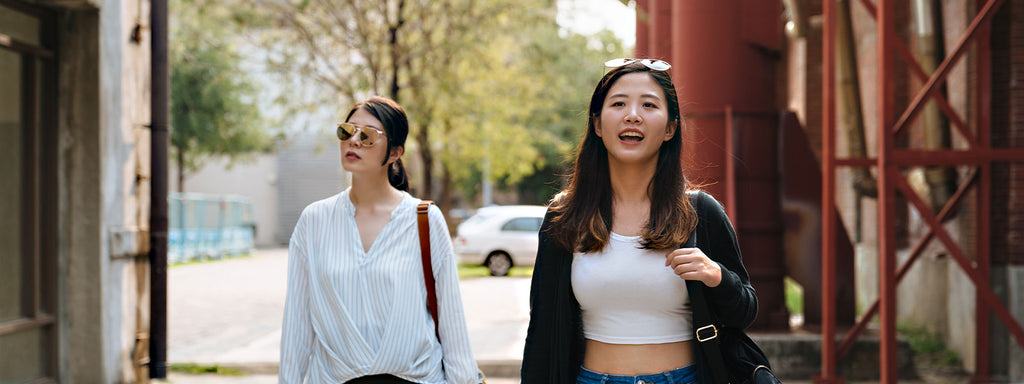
top-left (688, 192), bottom-right (730, 384)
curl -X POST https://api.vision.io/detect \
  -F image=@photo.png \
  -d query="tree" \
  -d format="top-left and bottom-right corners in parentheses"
top-left (241, 0), bottom-right (627, 208)
top-left (244, 0), bottom-right (549, 194)
top-left (169, 0), bottom-right (278, 192)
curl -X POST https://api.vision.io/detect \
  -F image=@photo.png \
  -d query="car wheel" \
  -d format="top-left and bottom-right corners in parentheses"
top-left (486, 252), bottom-right (512, 276)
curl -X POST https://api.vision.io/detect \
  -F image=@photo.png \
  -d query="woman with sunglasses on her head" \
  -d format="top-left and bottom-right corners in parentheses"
top-left (520, 59), bottom-right (758, 384)
top-left (280, 96), bottom-right (480, 384)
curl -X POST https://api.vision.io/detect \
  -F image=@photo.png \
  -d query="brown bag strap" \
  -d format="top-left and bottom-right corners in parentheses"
top-left (417, 201), bottom-right (440, 340)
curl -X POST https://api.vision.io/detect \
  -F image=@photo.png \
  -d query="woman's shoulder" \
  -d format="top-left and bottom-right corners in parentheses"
top-left (686, 189), bottom-right (724, 210)
top-left (300, 192), bottom-right (345, 218)
top-left (403, 193), bottom-right (448, 223)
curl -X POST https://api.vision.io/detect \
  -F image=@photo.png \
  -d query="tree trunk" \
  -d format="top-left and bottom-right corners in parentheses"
top-left (177, 148), bottom-right (185, 193)
top-left (388, 0), bottom-right (405, 102)
top-left (418, 126), bottom-right (434, 200)
top-left (441, 159), bottom-right (453, 218)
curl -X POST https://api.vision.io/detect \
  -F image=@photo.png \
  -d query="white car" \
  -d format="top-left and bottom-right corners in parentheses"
top-left (453, 205), bottom-right (547, 276)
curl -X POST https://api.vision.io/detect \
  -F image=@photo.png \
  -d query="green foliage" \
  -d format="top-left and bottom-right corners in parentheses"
top-left (238, 0), bottom-right (628, 204)
top-left (457, 263), bottom-right (533, 279)
top-left (168, 363), bottom-right (244, 376)
top-left (169, 0), bottom-right (277, 178)
top-left (169, 253), bottom-right (251, 268)
top-left (784, 276), bottom-right (803, 316)
top-left (897, 322), bottom-right (961, 367)
top-left (428, 6), bottom-right (628, 204)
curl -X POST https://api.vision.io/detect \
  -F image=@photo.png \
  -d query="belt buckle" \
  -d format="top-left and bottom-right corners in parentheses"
top-left (696, 324), bottom-right (718, 342)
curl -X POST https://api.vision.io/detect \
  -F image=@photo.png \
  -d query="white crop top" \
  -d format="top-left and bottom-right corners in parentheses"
top-left (571, 232), bottom-right (692, 344)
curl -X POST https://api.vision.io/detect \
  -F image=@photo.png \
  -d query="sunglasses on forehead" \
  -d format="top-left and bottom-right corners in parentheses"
top-left (337, 122), bottom-right (385, 147)
top-left (604, 58), bottom-right (672, 71)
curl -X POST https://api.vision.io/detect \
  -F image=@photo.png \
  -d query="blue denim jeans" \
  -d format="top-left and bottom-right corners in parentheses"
top-left (576, 365), bottom-right (697, 384)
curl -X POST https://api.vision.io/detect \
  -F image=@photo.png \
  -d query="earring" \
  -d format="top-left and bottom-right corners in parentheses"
top-left (390, 162), bottom-right (399, 174)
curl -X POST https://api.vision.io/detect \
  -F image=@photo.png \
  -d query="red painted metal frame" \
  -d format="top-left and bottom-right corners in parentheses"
top-left (820, 0), bottom-right (1023, 382)
top-left (875, 2), bottom-right (898, 381)
top-left (725, 106), bottom-right (737, 220)
top-left (973, 4), bottom-right (994, 380)
top-left (815, 0), bottom-right (839, 381)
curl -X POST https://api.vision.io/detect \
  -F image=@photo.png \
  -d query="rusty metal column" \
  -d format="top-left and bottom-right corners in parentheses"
top-left (670, 0), bottom-right (788, 330)
top-left (817, 0), bottom-right (841, 380)
top-left (647, 0), bottom-right (672, 61)
top-left (972, 2), bottom-right (993, 381)
top-left (634, 0), bottom-right (650, 57)
top-left (877, 0), bottom-right (898, 382)
top-left (149, 0), bottom-right (170, 378)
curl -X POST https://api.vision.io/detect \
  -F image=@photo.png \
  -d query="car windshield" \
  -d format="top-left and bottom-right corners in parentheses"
top-left (501, 217), bottom-right (542, 232)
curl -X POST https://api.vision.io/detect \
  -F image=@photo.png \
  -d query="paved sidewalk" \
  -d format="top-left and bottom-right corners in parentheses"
top-left (162, 248), bottom-right (529, 382)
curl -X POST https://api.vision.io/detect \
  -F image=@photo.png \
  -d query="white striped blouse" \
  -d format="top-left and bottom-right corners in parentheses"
top-left (279, 188), bottom-right (479, 384)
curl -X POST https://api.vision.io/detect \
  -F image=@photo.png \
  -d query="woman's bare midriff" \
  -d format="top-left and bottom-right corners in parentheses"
top-left (582, 339), bottom-right (694, 375)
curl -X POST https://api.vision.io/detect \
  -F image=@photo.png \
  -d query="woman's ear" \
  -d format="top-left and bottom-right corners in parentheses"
top-left (593, 118), bottom-right (602, 137)
top-left (388, 146), bottom-right (405, 164)
top-left (664, 120), bottom-right (678, 141)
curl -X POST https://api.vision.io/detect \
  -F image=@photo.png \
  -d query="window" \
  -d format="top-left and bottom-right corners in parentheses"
top-left (501, 217), bottom-right (543, 232)
top-left (0, 2), bottom-right (58, 382)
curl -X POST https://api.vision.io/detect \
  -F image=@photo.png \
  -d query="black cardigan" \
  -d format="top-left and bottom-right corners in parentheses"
top-left (520, 191), bottom-right (758, 384)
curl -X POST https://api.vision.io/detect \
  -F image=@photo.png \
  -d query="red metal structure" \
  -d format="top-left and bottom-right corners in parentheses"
top-left (635, 0), bottom-right (791, 331)
top-left (818, 0), bottom-right (1024, 382)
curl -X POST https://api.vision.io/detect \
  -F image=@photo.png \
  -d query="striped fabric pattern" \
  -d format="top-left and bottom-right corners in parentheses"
top-left (280, 188), bottom-right (479, 384)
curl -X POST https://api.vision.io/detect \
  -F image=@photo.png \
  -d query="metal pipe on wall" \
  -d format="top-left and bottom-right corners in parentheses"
top-left (911, 0), bottom-right (957, 214)
top-left (836, 0), bottom-right (877, 201)
top-left (149, 0), bottom-right (169, 378)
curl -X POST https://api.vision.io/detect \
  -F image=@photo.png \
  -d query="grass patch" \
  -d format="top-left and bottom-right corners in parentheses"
top-left (168, 363), bottom-right (245, 376)
top-left (784, 277), bottom-right (803, 316)
top-left (898, 322), bottom-right (960, 368)
top-left (169, 253), bottom-right (251, 267)
top-left (458, 263), bottom-right (533, 279)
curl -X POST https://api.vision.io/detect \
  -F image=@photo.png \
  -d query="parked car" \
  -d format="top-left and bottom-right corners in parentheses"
top-left (453, 205), bottom-right (547, 276)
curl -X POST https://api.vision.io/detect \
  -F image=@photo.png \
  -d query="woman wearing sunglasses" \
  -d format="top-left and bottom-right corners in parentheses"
top-left (280, 96), bottom-right (480, 384)
top-left (520, 59), bottom-right (758, 384)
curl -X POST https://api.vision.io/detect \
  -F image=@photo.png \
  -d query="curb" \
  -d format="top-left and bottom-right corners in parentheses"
top-left (477, 359), bottom-right (522, 379)
top-left (178, 359), bottom-right (524, 379)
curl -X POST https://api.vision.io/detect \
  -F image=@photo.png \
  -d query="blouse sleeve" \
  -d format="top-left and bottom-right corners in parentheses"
top-left (428, 205), bottom-right (481, 384)
top-left (695, 191), bottom-right (759, 329)
top-left (279, 207), bottom-right (314, 383)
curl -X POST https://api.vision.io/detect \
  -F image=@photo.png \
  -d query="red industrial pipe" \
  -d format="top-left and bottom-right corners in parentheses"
top-left (639, 0), bottom-right (790, 330)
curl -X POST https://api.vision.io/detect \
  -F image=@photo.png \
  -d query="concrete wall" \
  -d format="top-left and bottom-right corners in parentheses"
top-left (276, 132), bottom-right (349, 244)
top-left (56, 0), bottom-right (152, 382)
top-left (170, 154), bottom-right (279, 246)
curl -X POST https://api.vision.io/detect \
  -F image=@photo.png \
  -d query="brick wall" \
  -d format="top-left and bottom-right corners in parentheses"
top-left (992, 0), bottom-right (1024, 265)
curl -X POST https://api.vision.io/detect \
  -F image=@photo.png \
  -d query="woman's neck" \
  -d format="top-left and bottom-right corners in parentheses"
top-left (349, 174), bottom-right (403, 212)
top-left (607, 161), bottom-right (655, 236)
top-left (607, 160), bottom-right (655, 206)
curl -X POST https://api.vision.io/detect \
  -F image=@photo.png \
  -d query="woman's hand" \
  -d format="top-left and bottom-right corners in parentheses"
top-left (665, 248), bottom-right (722, 287)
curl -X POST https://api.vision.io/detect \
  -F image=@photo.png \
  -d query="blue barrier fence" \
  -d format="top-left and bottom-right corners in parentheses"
top-left (168, 193), bottom-right (255, 263)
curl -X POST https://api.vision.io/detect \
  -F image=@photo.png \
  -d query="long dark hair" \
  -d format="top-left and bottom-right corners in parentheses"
top-left (548, 61), bottom-right (697, 252)
top-left (345, 96), bottom-right (409, 191)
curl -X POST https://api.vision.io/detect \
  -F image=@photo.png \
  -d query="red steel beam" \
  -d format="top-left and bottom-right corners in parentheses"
top-left (837, 170), bottom-right (978, 359)
top-left (853, 0), bottom-right (976, 147)
top-left (876, 1), bottom-right (898, 382)
top-left (838, 148), bottom-right (1024, 167)
top-left (892, 171), bottom-right (1024, 348)
top-left (838, 1), bottom-right (1017, 381)
top-left (972, 6), bottom-right (994, 380)
top-left (891, 0), bottom-right (1006, 137)
top-left (891, 149), bottom-right (1024, 165)
top-left (816, 0), bottom-right (840, 380)
top-left (725, 106), bottom-right (737, 220)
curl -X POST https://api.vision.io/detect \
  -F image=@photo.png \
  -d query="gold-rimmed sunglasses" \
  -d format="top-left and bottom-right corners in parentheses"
top-left (604, 58), bottom-right (672, 71)
top-left (337, 122), bottom-right (386, 147)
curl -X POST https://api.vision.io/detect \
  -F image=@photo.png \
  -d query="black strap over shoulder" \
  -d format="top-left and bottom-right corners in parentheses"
top-left (686, 192), bottom-right (731, 384)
